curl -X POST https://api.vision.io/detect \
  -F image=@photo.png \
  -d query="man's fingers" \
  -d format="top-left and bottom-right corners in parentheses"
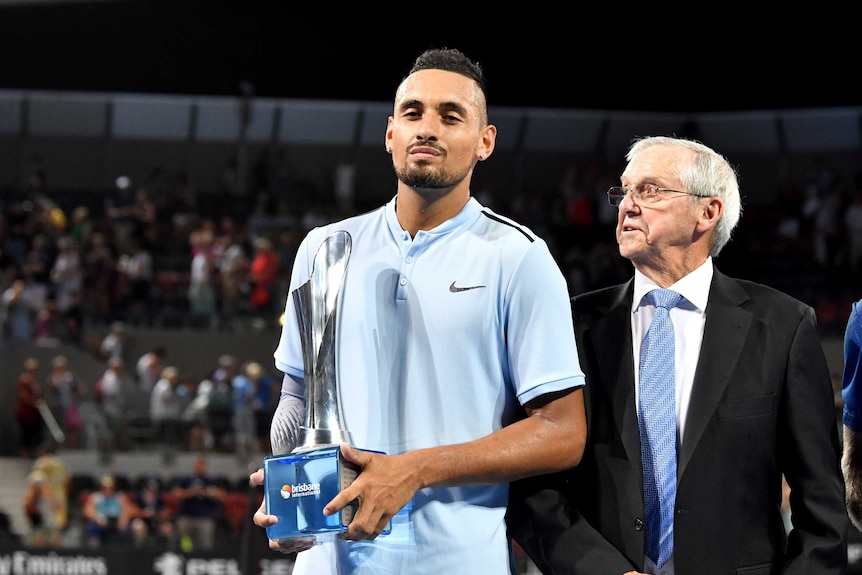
top-left (249, 468), bottom-right (264, 485)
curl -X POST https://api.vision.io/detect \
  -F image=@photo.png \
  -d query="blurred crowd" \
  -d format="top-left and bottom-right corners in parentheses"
top-left (21, 450), bottom-right (254, 552)
top-left (1, 152), bottom-right (861, 344)
top-left (0, 174), bottom-right (298, 341)
top-left (14, 349), bottom-right (279, 461)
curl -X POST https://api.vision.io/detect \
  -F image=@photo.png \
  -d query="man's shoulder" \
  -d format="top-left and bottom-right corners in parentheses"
top-left (572, 284), bottom-right (627, 306)
top-left (716, 273), bottom-right (809, 310)
top-left (474, 207), bottom-right (543, 244)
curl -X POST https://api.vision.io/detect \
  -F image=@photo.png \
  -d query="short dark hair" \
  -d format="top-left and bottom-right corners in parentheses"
top-left (406, 48), bottom-right (488, 102)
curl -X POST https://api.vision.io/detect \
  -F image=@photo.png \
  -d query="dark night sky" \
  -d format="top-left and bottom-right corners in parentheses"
top-left (0, 1), bottom-right (858, 113)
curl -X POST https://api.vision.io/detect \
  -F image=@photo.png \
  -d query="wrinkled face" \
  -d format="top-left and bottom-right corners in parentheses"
top-left (386, 69), bottom-right (489, 192)
top-left (615, 145), bottom-right (702, 267)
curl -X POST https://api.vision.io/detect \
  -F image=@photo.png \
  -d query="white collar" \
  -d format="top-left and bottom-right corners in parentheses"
top-left (632, 257), bottom-right (713, 312)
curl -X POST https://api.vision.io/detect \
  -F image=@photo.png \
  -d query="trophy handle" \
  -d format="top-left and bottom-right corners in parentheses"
top-left (292, 230), bottom-right (354, 452)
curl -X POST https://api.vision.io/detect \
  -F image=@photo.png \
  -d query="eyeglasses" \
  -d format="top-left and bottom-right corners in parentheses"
top-left (607, 184), bottom-right (703, 206)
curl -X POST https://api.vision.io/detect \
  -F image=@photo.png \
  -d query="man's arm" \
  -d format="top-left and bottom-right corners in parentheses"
top-left (843, 426), bottom-right (862, 530)
top-left (507, 467), bottom-right (643, 575)
top-left (783, 306), bottom-right (848, 571)
top-left (269, 374), bottom-right (305, 455)
top-left (324, 387), bottom-right (586, 540)
top-left (251, 372), bottom-right (316, 554)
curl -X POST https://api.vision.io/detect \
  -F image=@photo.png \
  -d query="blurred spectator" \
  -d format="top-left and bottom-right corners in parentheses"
top-left (21, 233), bottom-right (52, 296)
top-left (82, 231), bottom-right (118, 325)
top-left (130, 477), bottom-right (174, 549)
top-left (249, 361), bottom-right (278, 455)
top-left (94, 357), bottom-right (131, 455)
top-left (206, 355), bottom-right (237, 452)
top-left (82, 474), bottom-right (136, 548)
top-left (171, 456), bottom-right (226, 552)
top-left (23, 470), bottom-right (64, 548)
top-left (135, 346), bottom-right (166, 393)
top-left (28, 447), bottom-right (70, 546)
top-left (49, 235), bottom-right (83, 315)
top-left (16, 357), bottom-right (44, 458)
top-left (245, 200), bottom-right (273, 247)
top-left (248, 236), bottom-right (280, 324)
top-left (68, 205), bottom-right (94, 252)
top-left (59, 288), bottom-right (85, 346)
top-left (2, 199), bottom-right (33, 266)
top-left (811, 189), bottom-right (842, 269)
top-left (46, 354), bottom-right (86, 449)
top-left (2, 275), bottom-right (43, 341)
top-left (231, 361), bottom-right (260, 458)
top-left (182, 379), bottom-right (213, 452)
top-left (39, 196), bottom-right (67, 238)
top-left (78, 390), bottom-right (103, 452)
top-left (118, 238), bottom-right (153, 324)
top-left (217, 230), bottom-right (249, 325)
top-left (121, 188), bottom-right (158, 244)
top-left (333, 155), bottom-right (356, 212)
top-left (97, 321), bottom-right (126, 361)
top-left (187, 226), bottom-right (218, 327)
top-left (33, 296), bottom-right (58, 342)
top-left (107, 187), bottom-right (157, 248)
top-left (275, 226), bottom-right (299, 307)
top-left (150, 366), bottom-right (185, 460)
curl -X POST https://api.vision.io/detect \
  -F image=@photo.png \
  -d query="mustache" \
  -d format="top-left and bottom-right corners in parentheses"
top-left (407, 143), bottom-right (444, 154)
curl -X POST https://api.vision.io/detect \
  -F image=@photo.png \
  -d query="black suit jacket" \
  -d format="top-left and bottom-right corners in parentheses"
top-left (509, 269), bottom-right (848, 575)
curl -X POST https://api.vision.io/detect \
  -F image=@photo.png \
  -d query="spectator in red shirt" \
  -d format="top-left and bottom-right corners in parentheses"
top-left (248, 236), bottom-right (279, 318)
top-left (16, 357), bottom-right (44, 458)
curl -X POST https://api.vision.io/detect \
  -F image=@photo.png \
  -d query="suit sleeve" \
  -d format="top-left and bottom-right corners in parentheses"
top-left (781, 305), bottom-right (848, 573)
top-left (508, 471), bottom-right (638, 575)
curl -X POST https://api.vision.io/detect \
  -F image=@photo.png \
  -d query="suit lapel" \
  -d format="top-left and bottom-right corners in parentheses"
top-left (678, 271), bottom-right (752, 475)
top-left (590, 282), bottom-right (644, 471)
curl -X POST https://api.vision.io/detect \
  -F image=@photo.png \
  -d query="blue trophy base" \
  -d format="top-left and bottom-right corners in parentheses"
top-left (263, 445), bottom-right (390, 544)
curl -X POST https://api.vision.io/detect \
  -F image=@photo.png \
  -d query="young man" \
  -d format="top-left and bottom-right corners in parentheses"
top-left (509, 136), bottom-right (848, 574)
top-left (250, 48), bottom-right (587, 574)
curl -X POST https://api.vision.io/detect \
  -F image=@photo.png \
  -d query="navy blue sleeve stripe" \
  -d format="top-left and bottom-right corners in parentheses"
top-left (479, 210), bottom-right (535, 243)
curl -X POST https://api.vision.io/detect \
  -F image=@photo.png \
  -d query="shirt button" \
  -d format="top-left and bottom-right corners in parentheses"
top-left (634, 518), bottom-right (644, 531)
top-left (405, 256), bottom-right (413, 263)
top-left (399, 278), bottom-right (407, 286)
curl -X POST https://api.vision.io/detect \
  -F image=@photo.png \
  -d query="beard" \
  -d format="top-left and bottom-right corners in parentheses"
top-left (394, 159), bottom-right (470, 191)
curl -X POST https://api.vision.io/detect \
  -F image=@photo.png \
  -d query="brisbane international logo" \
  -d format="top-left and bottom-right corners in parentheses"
top-left (280, 482), bottom-right (320, 499)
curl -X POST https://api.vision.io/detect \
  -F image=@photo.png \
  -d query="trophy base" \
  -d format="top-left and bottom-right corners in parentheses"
top-left (263, 445), bottom-right (390, 544)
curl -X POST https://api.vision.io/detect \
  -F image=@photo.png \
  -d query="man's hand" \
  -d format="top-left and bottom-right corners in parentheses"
top-left (249, 468), bottom-right (316, 554)
top-left (323, 444), bottom-right (418, 541)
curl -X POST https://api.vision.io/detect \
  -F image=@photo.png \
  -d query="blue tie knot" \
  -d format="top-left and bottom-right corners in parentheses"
top-left (647, 289), bottom-right (682, 311)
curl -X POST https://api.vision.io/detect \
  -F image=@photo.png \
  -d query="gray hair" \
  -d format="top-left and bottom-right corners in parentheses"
top-left (626, 136), bottom-right (742, 257)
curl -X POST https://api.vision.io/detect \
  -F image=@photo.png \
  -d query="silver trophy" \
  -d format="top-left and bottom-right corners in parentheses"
top-left (264, 230), bottom-right (390, 543)
top-left (292, 229), bottom-right (354, 452)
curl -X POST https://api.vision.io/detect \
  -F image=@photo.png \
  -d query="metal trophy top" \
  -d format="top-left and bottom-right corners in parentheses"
top-left (291, 230), bottom-right (354, 452)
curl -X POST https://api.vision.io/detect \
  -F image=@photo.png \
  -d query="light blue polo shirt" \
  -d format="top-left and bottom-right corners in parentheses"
top-left (275, 196), bottom-right (584, 575)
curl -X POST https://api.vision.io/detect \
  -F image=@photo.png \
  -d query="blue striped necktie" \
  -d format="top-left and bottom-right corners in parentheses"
top-left (638, 288), bottom-right (682, 569)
